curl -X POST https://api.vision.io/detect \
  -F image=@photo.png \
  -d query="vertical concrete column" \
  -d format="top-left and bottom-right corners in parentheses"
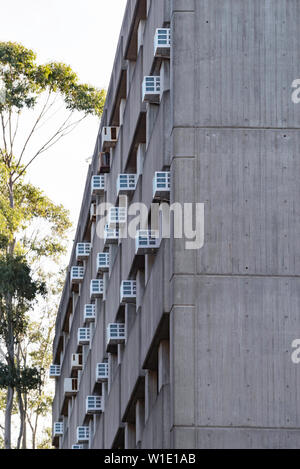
top-left (137, 143), bottom-right (146, 179)
top-left (126, 61), bottom-right (135, 96)
top-left (117, 344), bottom-right (124, 365)
top-left (109, 244), bottom-right (118, 275)
top-left (90, 322), bottom-right (95, 350)
top-left (67, 400), bottom-right (72, 425)
top-left (145, 369), bottom-right (158, 422)
top-left (125, 423), bottom-right (136, 449)
top-left (146, 0), bottom-right (151, 15)
top-left (91, 219), bottom-right (96, 243)
top-left (145, 254), bottom-right (156, 285)
top-left (135, 399), bottom-right (145, 448)
top-left (103, 272), bottom-right (108, 300)
top-left (119, 98), bottom-right (126, 126)
top-left (158, 340), bottom-right (170, 392)
top-left (125, 303), bottom-right (136, 339)
top-left (136, 269), bottom-right (145, 311)
top-left (137, 20), bottom-right (146, 52)
top-left (102, 382), bottom-right (108, 404)
top-left (160, 60), bottom-right (170, 99)
top-left (108, 353), bottom-right (113, 393)
top-left (146, 104), bottom-right (159, 149)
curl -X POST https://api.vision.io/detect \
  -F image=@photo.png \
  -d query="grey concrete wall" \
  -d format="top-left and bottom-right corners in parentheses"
top-left (170, 0), bottom-right (300, 449)
top-left (52, 0), bottom-right (300, 450)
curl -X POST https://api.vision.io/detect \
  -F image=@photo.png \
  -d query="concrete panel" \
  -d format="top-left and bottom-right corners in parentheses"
top-left (194, 0), bottom-right (300, 128)
top-left (196, 427), bottom-right (300, 450)
top-left (121, 314), bottom-right (142, 419)
top-left (104, 367), bottom-right (122, 448)
top-left (195, 129), bottom-right (300, 276)
top-left (195, 276), bottom-right (300, 429)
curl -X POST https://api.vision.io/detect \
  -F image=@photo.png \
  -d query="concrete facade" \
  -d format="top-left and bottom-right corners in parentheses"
top-left (52, 0), bottom-right (300, 449)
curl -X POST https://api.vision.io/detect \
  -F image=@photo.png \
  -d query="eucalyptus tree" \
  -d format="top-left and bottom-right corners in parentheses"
top-left (0, 41), bottom-right (106, 448)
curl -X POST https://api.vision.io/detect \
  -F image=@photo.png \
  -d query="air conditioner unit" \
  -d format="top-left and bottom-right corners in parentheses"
top-left (78, 328), bottom-right (91, 346)
top-left (64, 378), bottom-right (78, 396)
top-left (104, 224), bottom-right (119, 247)
top-left (99, 152), bottom-right (111, 174)
top-left (153, 171), bottom-right (170, 199)
top-left (86, 396), bottom-right (103, 415)
top-left (76, 243), bottom-right (91, 261)
top-left (70, 266), bottom-right (85, 284)
top-left (71, 353), bottom-right (83, 371)
top-left (90, 203), bottom-right (97, 221)
top-left (117, 174), bottom-right (137, 195)
top-left (142, 76), bottom-right (161, 103)
top-left (108, 207), bottom-right (127, 227)
top-left (106, 323), bottom-right (126, 346)
top-left (49, 364), bottom-right (61, 378)
top-left (96, 363), bottom-right (109, 383)
top-left (102, 126), bottom-right (119, 151)
top-left (97, 253), bottom-right (110, 273)
top-left (84, 304), bottom-right (96, 322)
top-left (90, 279), bottom-right (104, 299)
top-left (91, 175), bottom-right (106, 196)
top-left (53, 422), bottom-right (64, 437)
top-left (72, 444), bottom-right (84, 449)
top-left (77, 426), bottom-right (90, 443)
top-left (154, 28), bottom-right (171, 57)
top-left (120, 280), bottom-right (137, 304)
top-left (135, 230), bottom-right (161, 255)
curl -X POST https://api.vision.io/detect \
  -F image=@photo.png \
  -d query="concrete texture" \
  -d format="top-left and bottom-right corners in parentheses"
top-left (52, 0), bottom-right (300, 449)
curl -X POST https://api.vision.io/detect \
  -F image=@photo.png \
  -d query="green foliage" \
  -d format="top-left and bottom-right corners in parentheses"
top-left (0, 363), bottom-right (42, 392)
top-left (0, 42), bottom-right (106, 116)
top-left (0, 160), bottom-right (72, 258)
top-left (37, 427), bottom-right (53, 449)
top-left (0, 254), bottom-right (46, 340)
top-left (0, 253), bottom-right (46, 301)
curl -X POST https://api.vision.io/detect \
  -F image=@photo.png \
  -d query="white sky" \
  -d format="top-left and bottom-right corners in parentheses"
top-left (0, 0), bottom-right (127, 244)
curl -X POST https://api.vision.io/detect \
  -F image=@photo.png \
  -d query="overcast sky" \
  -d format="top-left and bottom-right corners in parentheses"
top-left (1, 0), bottom-right (127, 245)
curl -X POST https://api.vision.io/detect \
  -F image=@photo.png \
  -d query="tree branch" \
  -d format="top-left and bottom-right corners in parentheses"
top-left (13, 113), bottom-right (86, 182)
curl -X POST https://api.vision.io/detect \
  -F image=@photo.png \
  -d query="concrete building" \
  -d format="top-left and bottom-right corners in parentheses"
top-left (51, 0), bottom-right (300, 449)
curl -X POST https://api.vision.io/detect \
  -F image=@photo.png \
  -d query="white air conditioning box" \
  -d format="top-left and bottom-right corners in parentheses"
top-left (117, 174), bottom-right (137, 195)
top-left (70, 266), bottom-right (85, 284)
top-left (76, 243), bottom-right (91, 261)
top-left (53, 422), bottom-right (64, 437)
top-left (97, 253), bottom-right (110, 273)
top-left (142, 76), bottom-right (161, 103)
top-left (90, 279), bottom-right (104, 299)
top-left (102, 126), bottom-right (119, 151)
top-left (77, 426), bottom-right (90, 443)
top-left (120, 280), bottom-right (137, 304)
top-left (106, 323), bottom-right (126, 346)
top-left (86, 396), bottom-right (103, 415)
top-left (77, 328), bottom-right (91, 346)
top-left (108, 207), bottom-right (127, 227)
top-left (104, 224), bottom-right (119, 247)
top-left (64, 378), bottom-right (78, 396)
top-left (71, 353), bottom-right (83, 371)
top-left (91, 175), bottom-right (106, 196)
top-left (153, 171), bottom-right (170, 199)
top-left (84, 304), bottom-right (96, 322)
top-left (96, 363), bottom-right (109, 383)
top-left (154, 28), bottom-right (171, 57)
top-left (49, 364), bottom-right (61, 378)
top-left (135, 230), bottom-right (161, 255)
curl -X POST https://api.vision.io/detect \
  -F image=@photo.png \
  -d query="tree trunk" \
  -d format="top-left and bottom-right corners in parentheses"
top-left (4, 386), bottom-right (13, 449)
top-left (4, 178), bottom-right (15, 449)
top-left (16, 389), bottom-right (25, 449)
top-left (22, 393), bottom-right (27, 449)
